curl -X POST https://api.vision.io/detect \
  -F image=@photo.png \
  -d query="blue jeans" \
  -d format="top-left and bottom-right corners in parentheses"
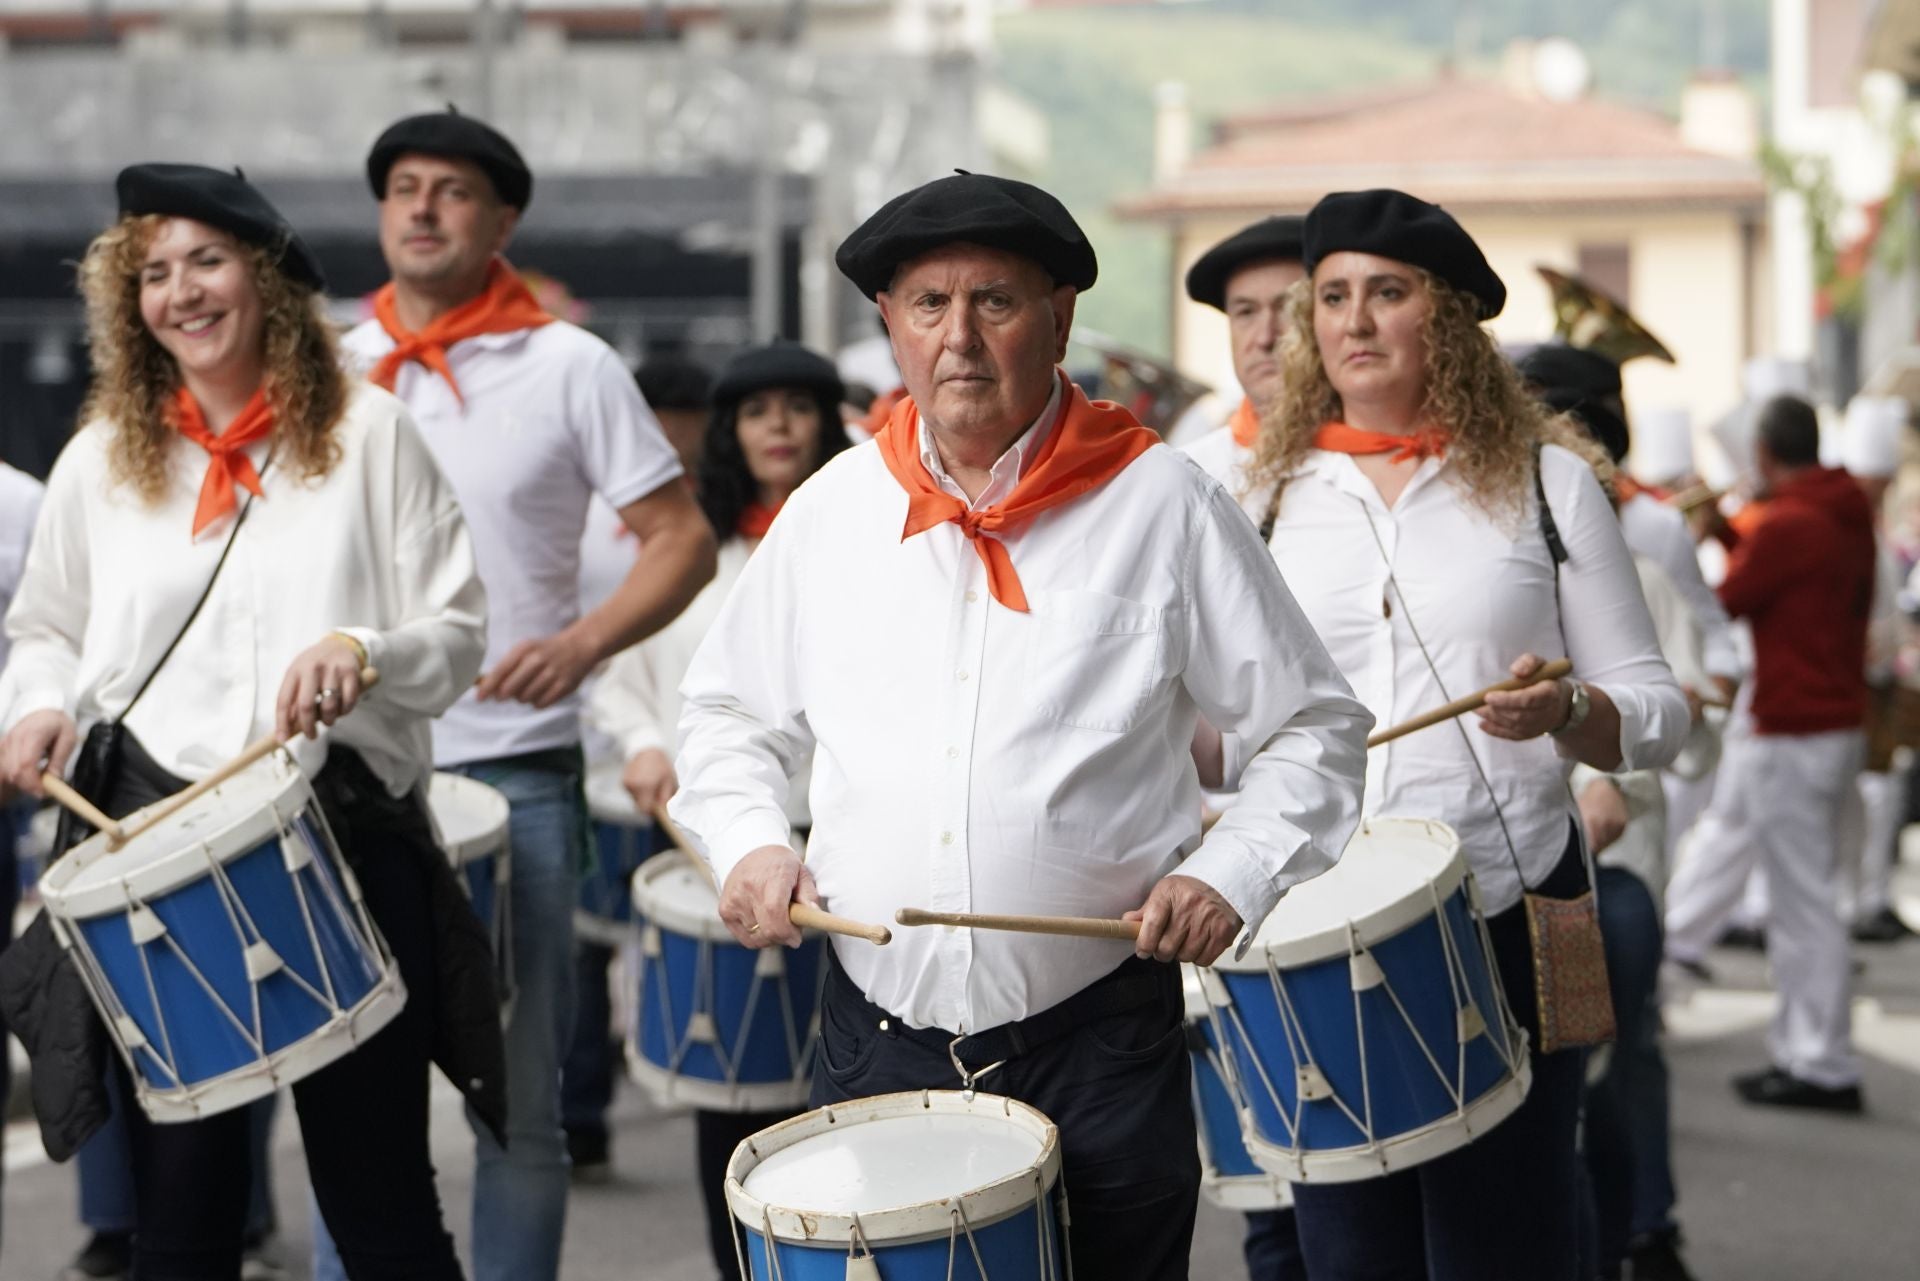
top-left (78, 1073), bottom-right (278, 1238)
top-left (314, 754), bottom-right (585, 1281)
top-left (1585, 867), bottom-right (1679, 1256)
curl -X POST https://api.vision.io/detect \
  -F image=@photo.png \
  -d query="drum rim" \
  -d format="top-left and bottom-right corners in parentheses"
top-left (724, 1089), bottom-right (1062, 1248)
top-left (426, 773), bottom-right (511, 865)
top-left (42, 753), bottom-right (313, 918)
top-left (630, 852), bottom-right (770, 941)
top-left (586, 762), bottom-right (647, 828)
top-left (1211, 816), bottom-right (1467, 972)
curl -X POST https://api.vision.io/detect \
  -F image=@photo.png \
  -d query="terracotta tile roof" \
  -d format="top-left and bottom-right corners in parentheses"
top-left (1120, 77), bottom-right (1766, 220)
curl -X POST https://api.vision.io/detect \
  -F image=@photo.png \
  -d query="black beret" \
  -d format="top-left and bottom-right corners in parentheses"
top-left (1303, 189), bottom-right (1505, 320)
top-left (1185, 215), bottom-right (1306, 311)
top-left (116, 163), bottom-right (325, 292)
top-left (1515, 342), bottom-right (1629, 462)
top-left (367, 108), bottom-right (532, 210)
top-left (836, 171), bottom-right (1097, 301)
top-left (712, 341), bottom-right (844, 410)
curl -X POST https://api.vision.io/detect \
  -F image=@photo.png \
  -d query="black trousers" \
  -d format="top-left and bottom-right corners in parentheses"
top-left (810, 950), bottom-right (1200, 1280)
top-left (101, 739), bottom-right (461, 1281)
top-left (696, 1107), bottom-right (798, 1280)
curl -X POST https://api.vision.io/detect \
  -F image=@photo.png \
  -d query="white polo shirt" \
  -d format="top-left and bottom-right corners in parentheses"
top-left (343, 318), bottom-right (683, 766)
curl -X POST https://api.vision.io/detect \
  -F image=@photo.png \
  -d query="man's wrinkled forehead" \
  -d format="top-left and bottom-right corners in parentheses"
top-left (883, 243), bottom-right (1057, 298)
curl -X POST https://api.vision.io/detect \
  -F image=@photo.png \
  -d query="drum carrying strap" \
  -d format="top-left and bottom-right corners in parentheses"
top-left (1355, 452), bottom-right (1614, 1055)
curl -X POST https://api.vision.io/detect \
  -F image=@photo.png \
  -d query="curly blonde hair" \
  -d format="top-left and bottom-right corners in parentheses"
top-left (77, 214), bottom-right (346, 504)
top-left (1248, 269), bottom-right (1604, 526)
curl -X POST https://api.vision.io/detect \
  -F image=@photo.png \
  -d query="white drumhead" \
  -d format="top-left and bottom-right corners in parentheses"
top-left (1213, 817), bottom-right (1466, 971)
top-left (587, 764), bottom-right (644, 827)
top-left (726, 1092), bottom-right (1062, 1248)
top-left (745, 1113), bottom-right (1043, 1214)
top-left (629, 852), bottom-right (723, 938)
top-left (42, 751), bottom-right (314, 919)
top-left (427, 774), bottom-right (510, 866)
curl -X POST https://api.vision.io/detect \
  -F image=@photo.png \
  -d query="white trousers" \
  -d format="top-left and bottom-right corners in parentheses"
top-left (1664, 728), bottom-right (1864, 1087)
top-left (1839, 767), bottom-right (1903, 920)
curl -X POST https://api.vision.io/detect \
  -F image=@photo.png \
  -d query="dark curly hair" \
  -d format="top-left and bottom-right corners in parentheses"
top-left (697, 387), bottom-right (850, 539)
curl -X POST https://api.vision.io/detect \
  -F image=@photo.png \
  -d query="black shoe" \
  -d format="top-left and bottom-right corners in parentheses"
top-left (1719, 923), bottom-right (1767, 951)
top-left (61, 1232), bottom-right (132, 1281)
top-left (566, 1126), bottom-right (612, 1185)
top-left (1852, 907), bottom-right (1916, 943)
top-left (1733, 1065), bottom-right (1864, 1112)
top-left (1625, 1227), bottom-right (1699, 1281)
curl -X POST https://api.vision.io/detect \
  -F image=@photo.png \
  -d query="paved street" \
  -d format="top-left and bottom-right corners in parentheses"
top-left (4, 866), bottom-right (1917, 1280)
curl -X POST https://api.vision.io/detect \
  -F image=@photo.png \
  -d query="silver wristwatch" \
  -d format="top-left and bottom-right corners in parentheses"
top-left (1553, 679), bottom-right (1591, 735)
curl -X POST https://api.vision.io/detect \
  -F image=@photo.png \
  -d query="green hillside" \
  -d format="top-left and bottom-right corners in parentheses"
top-left (991, 0), bottom-right (1769, 358)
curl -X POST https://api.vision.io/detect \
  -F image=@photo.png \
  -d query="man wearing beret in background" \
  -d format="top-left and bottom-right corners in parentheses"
top-left (1179, 214), bottom-right (1314, 1281)
top-left (667, 171), bottom-right (1372, 1276)
top-left (1181, 214), bottom-right (1306, 498)
top-left (312, 108), bottom-right (716, 1281)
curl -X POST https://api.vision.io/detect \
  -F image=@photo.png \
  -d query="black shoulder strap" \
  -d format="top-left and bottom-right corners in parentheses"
top-left (1533, 443), bottom-right (1568, 570)
top-left (120, 455), bottom-right (269, 720)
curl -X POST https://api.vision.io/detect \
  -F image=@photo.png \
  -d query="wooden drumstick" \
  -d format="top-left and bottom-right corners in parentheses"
top-left (39, 775), bottom-right (128, 845)
top-left (1366, 658), bottom-right (1574, 749)
top-left (652, 805), bottom-right (893, 946)
top-left (1664, 483), bottom-right (1722, 514)
top-left (111, 666), bottom-right (380, 849)
top-left (895, 907), bottom-right (1142, 942)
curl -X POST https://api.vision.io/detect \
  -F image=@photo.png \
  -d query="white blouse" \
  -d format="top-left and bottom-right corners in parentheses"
top-left (2, 382), bottom-right (487, 797)
top-left (1217, 443), bottom-right (1688, 914)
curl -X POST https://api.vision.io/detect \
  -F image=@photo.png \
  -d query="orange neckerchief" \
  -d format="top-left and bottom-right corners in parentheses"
top-left (737, 501), bottom-right (782, 540)
top-left (368, 258), bottom-right (554, 406)
top-left (875, 374), bottom-right (1159, 612)
top-left (170, 387), bottom-right (275, 538)
top-left (1313, 421), bottom-right (1449, 464)
top-left (1229, 397), bottom-right (1260, 449)
top-left (1614, 474), bottom-right (1669, 504)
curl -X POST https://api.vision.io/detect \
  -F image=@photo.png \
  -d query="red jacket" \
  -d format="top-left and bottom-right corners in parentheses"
top-left (1717, 467), bottom-right (1876, 735)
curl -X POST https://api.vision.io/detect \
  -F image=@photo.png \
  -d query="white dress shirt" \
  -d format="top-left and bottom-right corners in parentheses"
top-left (588, 536), bottom-right (811, 826)
top-left (2, 383), bottom-right (486, 797)
top-left (1619, 491), bottom-right (1741, 681)
top-left (1197, 443), bottom-right (1687, 915)
top-left (0, 461), bottom-right (46, 679)
top-left (669, 376), bottom-right (1371, 1033)
top-left (342, 318), bottom-right (683, 766)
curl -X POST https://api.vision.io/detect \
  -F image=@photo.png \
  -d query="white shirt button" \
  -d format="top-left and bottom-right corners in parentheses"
top-left (947, 745), bottom-right (960, 759)
top-left (957, 669), bottom-right (970, 682)
top-left (940, 831), bottom-right (954, 845)
top-left (965, 590), bottom-right (979, 603)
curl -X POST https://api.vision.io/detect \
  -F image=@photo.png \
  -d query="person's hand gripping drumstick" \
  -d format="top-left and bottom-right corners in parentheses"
top-left (716, 844), bottom-right (825, 950)
top-left (1124, 874), bottom-right (1244, 966)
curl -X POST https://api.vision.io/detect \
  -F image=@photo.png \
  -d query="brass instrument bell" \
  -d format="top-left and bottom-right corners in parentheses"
top-left (1536, 265), bottom-right (1676, 366)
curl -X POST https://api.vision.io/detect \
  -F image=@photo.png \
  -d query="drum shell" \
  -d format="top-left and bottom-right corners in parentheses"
top-left (579, 767), bottom-right (649, 947)
top-left (626, 853), bottom-right (823, 1111)
top-left (1209, 818), bottom-right (1530, 1182)
top-left (426, 773), bottom-right (512, 1006)
top-left (40, 755), bottom-right (404, 1121)
top-left (1186, 971), bottom-right (1292, 1210)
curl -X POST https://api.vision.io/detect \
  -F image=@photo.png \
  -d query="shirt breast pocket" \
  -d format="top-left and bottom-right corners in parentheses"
top-left (1026, 589), bottom-right (1167, 734)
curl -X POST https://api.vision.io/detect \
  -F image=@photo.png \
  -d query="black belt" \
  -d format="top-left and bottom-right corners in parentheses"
top-left (825, 948), bottom-right (1177, 1075)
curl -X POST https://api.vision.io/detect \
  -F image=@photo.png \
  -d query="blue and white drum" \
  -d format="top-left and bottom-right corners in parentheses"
top-left (725, 1091), bottom-right (1069, 1280)
top-left (627, 851), bottom-right (822, 1111)
top-left (1207, 818), bottom-right (1529, 1182)
top-left (38, 751), bottom-right (404, 1122)
top-left (578, 765), bottom-right (648, 947)
top-left (1184, 966), bottom-right (1291, 1210)
top-left (426, 773), bottom-right (512, 994)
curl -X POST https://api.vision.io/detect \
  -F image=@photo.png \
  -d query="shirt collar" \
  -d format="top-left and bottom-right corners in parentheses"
top-left (918, 372), bottom-right (1065, 510)
top-left (1298, 446), bottom-right (1449, 508)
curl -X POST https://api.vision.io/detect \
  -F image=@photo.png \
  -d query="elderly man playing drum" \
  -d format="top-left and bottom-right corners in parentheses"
top-left (668, 172), bottom-right (1372, 1277)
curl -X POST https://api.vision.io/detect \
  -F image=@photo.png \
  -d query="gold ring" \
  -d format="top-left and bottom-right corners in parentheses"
top-left (748, 922), bottom-right (761, 935)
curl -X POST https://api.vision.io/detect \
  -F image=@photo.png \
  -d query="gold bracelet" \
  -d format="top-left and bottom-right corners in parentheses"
top-left (330, 631), bottom-right (370, 668)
